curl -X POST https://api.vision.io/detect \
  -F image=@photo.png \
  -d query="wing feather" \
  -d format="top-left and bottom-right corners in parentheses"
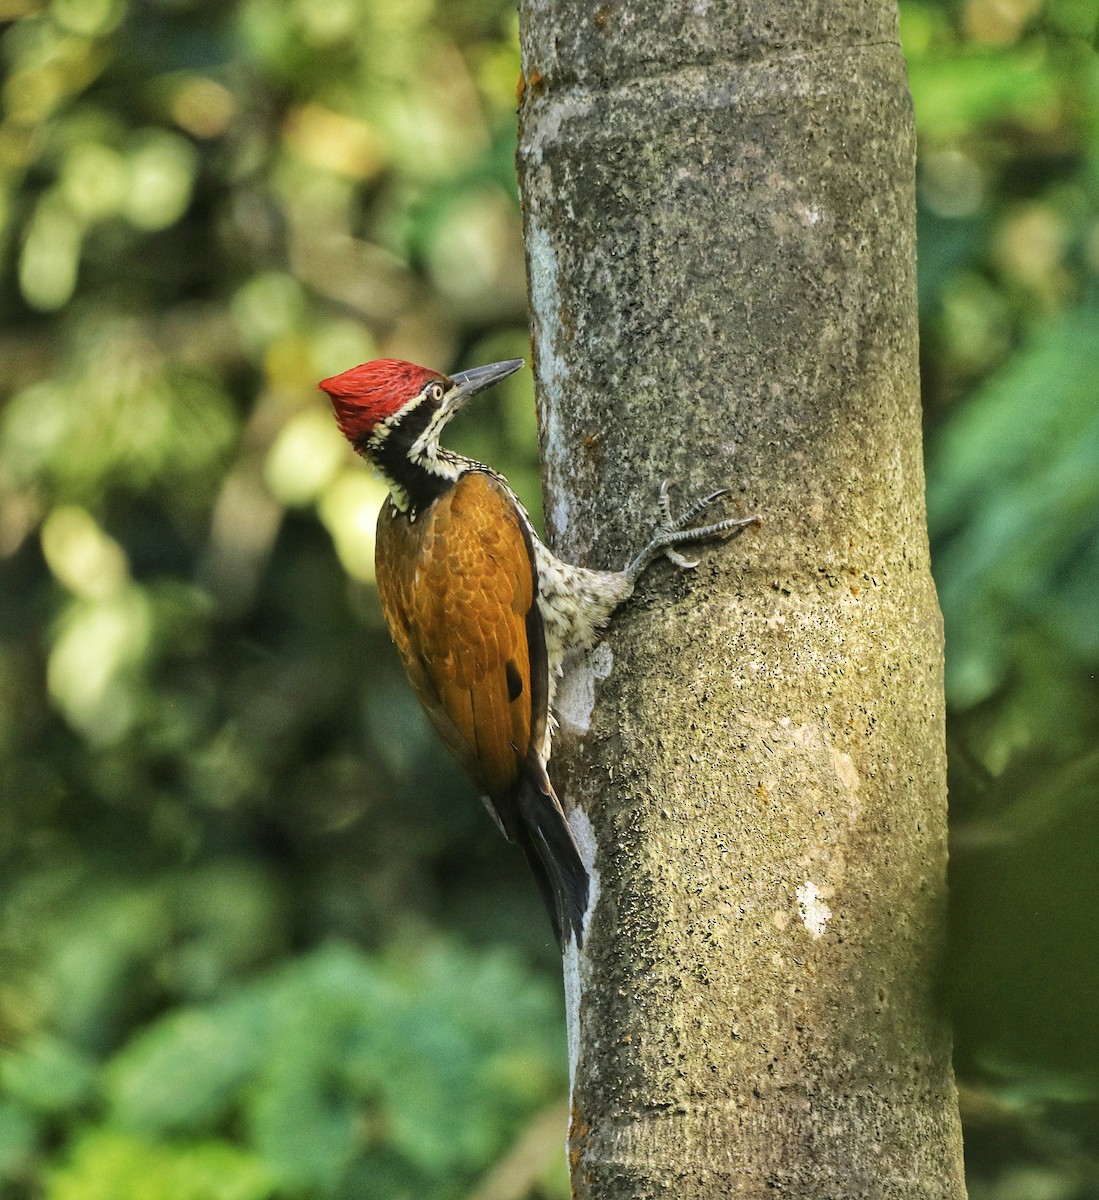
top-left (374, 471), bottom-right (544, 840)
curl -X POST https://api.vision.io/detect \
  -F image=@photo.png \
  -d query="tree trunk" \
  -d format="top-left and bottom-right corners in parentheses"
top-left (516, 1), bottom-right (967, 1197)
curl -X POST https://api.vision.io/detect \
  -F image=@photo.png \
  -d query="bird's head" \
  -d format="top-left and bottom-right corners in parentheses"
top-left (318, 357), bottom-right (524, 457)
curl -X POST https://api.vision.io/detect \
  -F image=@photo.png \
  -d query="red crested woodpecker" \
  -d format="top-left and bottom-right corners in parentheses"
top-left (319, 358), bottom-right (758, 947)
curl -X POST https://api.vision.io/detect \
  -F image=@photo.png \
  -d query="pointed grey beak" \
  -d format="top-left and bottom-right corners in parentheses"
top-left (443, 358), bottom-right (524, 418)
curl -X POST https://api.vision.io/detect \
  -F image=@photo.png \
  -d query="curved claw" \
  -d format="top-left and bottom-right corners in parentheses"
top-left (664, 547), bottom-right (699, 569)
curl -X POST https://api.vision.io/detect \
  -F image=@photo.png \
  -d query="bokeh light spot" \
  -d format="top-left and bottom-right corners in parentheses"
top-left (19, 193), bottom-right (81, 310)
top-left (41, 506), bottom-right (130, 600)
top-left (264, 409), bottom-right (346, 507)
top-left (124, 133), bottom-right (198, 231)
top-left (318, 470), bottom-right (389, 583)
top-left (47, 590), bottom-right (151, 742)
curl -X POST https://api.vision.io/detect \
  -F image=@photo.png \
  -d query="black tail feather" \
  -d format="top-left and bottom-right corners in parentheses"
top-left (516, 757), bottom-right (590, 949)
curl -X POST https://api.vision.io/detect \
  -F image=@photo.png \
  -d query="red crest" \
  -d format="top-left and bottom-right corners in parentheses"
top-left (318, 359), bottom-right (444, 443)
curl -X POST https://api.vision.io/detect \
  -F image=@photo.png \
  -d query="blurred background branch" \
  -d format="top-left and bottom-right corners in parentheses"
top-left (0, 0), bottom-right (1096, 1197)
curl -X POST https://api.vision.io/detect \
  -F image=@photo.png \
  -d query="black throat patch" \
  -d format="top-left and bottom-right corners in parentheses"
top-left (359, 399), bottom-right (455, 514)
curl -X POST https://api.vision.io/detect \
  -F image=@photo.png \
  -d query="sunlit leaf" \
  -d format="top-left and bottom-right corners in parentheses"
top-left (46, 1132), bottom-right (274, 1200)
top-left (908, 49), bottom-right (1061, 138)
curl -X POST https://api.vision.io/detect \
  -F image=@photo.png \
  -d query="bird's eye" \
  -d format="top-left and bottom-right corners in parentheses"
top-left (427, 382), bottom-right (445, 402)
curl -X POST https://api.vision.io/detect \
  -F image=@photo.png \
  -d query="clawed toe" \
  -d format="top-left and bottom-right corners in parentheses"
top-left (627, 481), bottom-right (761, 580)
top-left (659, 479), bottom-right (741, 531)
top-left (663, 547), bottom-right (700, 570)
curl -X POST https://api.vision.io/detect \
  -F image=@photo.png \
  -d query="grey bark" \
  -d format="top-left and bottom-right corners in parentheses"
top-left (516, 2), bottom-right (967, 1198)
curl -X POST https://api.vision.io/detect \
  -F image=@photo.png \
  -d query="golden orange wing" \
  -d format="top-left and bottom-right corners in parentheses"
top-left (374, 470), bottom-right (547, 840)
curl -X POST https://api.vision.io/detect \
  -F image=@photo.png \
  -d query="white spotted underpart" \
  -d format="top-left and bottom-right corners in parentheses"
top-left (531, 538), bottom-right (632, 758)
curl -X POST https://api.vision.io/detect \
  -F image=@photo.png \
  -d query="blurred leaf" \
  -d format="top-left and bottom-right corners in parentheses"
top-left (68, 940), bottom-right (568, 1193)
top-left (0, 1035), bottom-right (96, 1115)
top-left (245, 945), bottom-right (382, 1190)
top-left (106, 996), bottom-right (268, 1135)
top-left (909, 49), bottom-right (1061, 139)
top-left (375, 944), bottom-right (565, 1176)
top-left (928, 310), bottom-right (1099, 707)
top-left (0, 327), bottom-right (237, 507)
top-left (46, 1131), bottom-right (274, 1200)
top-left (0, 1100), bottom-right (39, 1178)
top-left (40, 884), bottom-right (172, 1050)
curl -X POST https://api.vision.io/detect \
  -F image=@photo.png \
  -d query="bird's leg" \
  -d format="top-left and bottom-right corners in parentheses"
top-left (625, 479), bottom-right (761, 583)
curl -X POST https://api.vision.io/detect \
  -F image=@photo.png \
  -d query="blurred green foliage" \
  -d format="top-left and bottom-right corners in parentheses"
top-left (0, 0), bottom-right (1095, 1196)
top-left (909, 0), bottom-right (1099, 1190)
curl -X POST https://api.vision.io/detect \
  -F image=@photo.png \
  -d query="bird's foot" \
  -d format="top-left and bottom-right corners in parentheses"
top-left (626, 479), bottom-right (761, 580)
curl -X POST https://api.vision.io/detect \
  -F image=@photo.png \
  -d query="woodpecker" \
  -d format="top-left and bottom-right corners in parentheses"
top-left (319, 357), bottom-right (758, 948)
